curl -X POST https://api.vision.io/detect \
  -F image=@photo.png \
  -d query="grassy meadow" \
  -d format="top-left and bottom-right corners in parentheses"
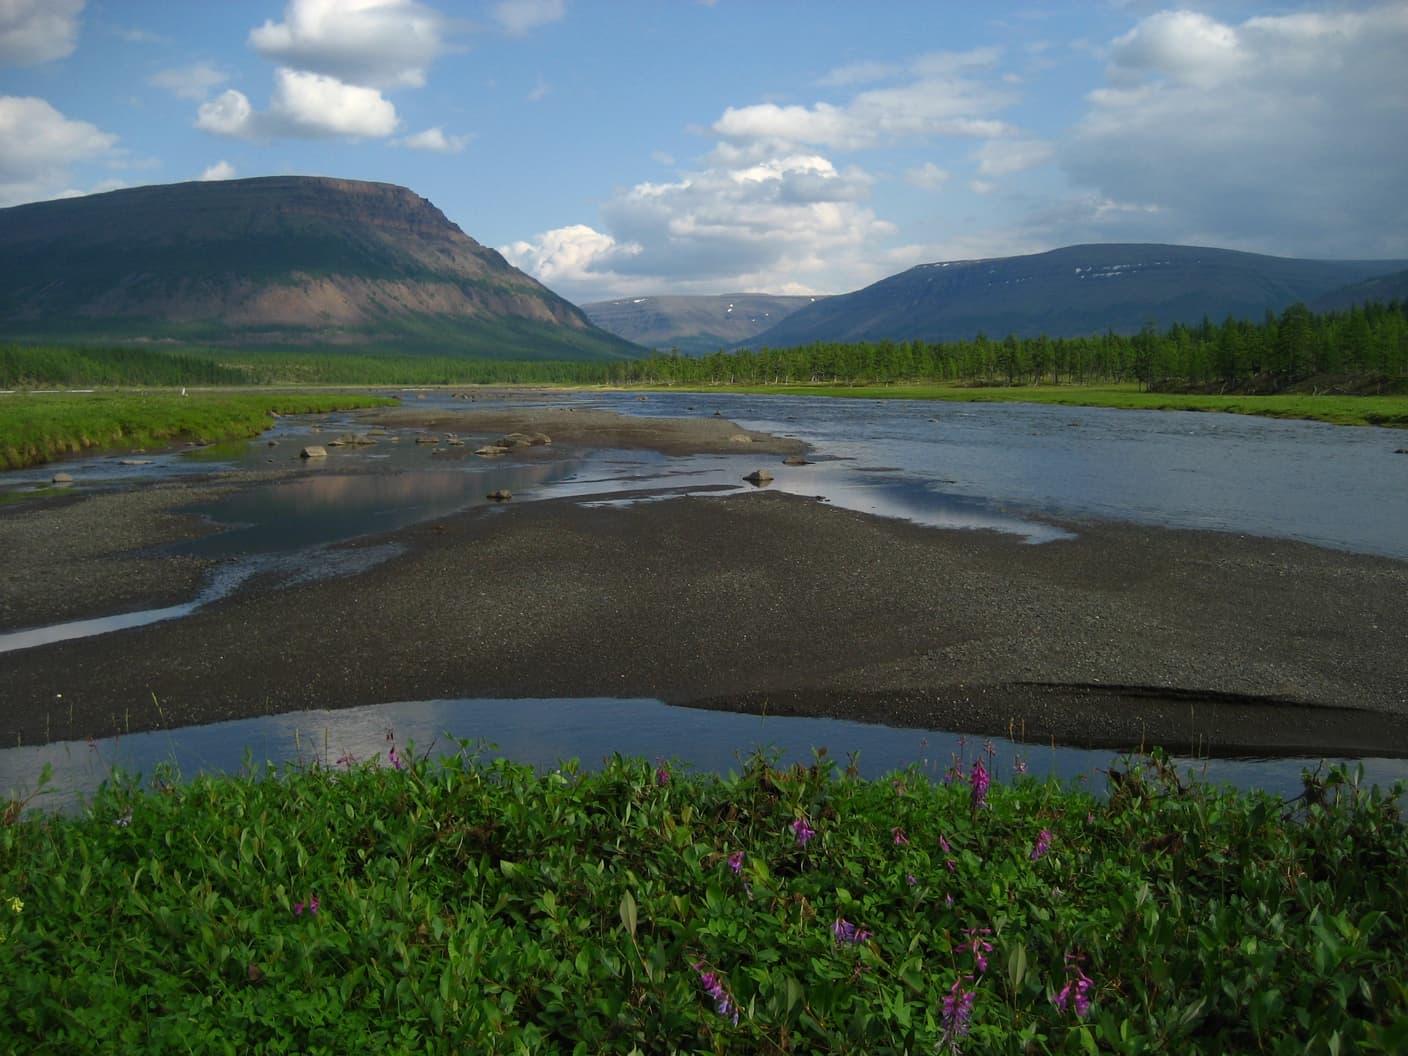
top-left (0, 745), bottom-right (1404, 1053)
top-left (0, 390), bottom-right (396, 471)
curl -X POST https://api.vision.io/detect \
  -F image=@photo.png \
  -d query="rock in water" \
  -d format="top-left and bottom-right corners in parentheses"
top-left (743, 469), bottom-right (773, 485)
top-left (300, 446), bottom-right (328, 459)
top-left (487, 489), bottom-right (512, 502)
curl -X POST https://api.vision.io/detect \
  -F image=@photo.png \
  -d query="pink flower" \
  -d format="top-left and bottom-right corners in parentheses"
top-left (941, 975), bottom-right (976, 1041)
top-left (727, 851), bottom-right (744, 875)
top-left (791, 817), bottom-right (816, 846)
top-left (969, 759), bottom-right (990, 811)
top-left (892, 826), bottom-right (909, 846)
top-left (293, 895), bottom-right (319, 917)
top-left (655, 764), bottom-right (670, 786)
top-left (1052, 953), bottom-right (1095, 1018)
top-left (1030, 828), bottom-right (1054, 861)
top-left (388, 745), bottom-right (404, 771)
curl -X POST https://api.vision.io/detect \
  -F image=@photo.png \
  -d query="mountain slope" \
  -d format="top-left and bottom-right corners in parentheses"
top-left (582, 293), bottom-right (821, 354)
top-left (0, 177), bottom-right (640, 360)
top-left (745, 244), bottom-right (1408, 348)
top-left (1310, 269), bottom-right (1408, 313)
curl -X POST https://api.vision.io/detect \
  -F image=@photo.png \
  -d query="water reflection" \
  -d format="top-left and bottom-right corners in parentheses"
top-left (4, 697), bottom-right (1403, 816)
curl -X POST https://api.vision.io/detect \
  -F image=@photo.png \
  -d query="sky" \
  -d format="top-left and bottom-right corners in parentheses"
top-left (2, 1), bottom-right (1405, 306)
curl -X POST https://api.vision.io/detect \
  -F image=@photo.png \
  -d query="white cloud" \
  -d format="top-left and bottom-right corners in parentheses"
top-left (503, 151), bottom-right (895, 301)
top-left (199, 160), bottom-right (236, 181)
top-left (197, 69), bottom-right (398, 140)
top-left (973, 138), bottom-right (1053, 178)
top-left (197, 90), bottom-right (256, 138)
top-left (0, 0), bottom-right (83, 66)
top-left (712, 48), bottom-right (1017, 151)
top-left (394, 126), bottom-right (470, 152)
top-left (1107, 10), bottom-right (1241, 88)
top-left (527, 77), bottom-right (551, 102)
top-left (1063, 4), bottom-right (1408, 257)
top-left (905, 162), bottom-right (949, 191)
top-left (249, 0), bottom-right (448, 89)
top-left (501, 224), bottom-right (635, 288)
top-left (149, 63), bottom-right (228, 101)
top-left (0, 95), bottom-right (117, 205)
top-left (493, 0), bottom-right (566, 36)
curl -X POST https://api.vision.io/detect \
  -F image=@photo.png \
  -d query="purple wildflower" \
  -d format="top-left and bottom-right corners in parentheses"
top-left (1030, 828), bottom-right (1054, 861)
top-left (693, 960), bottom-right (740, 1026)
top-left (1052, 952), bottom-right (1095, 1018)
top-left (388, 745), bottom-right (404, 771)
top-left (940, 975), bottom-right (976, 1046)
top-left (1013, 756), bottom-right (1027, 776)
top-left (961, 927), bottom-right (994, 973)
top-left (969, 759), bottom-right (990, 811)
top-left (293, 895), bottom-right (319, 917)
top-left (892, 826), bottom-right (910, 846)
top-left (791, 817), bottom-right (816, 847)
top-left (893, 779), bottom-right (906, 796)
top-left (727, 850), bottom-right (745, 876)
top-left (832, 918), bottom-right (873, 945)
top-left (906, 873), bottom-right (918, 887)
top-left (655, 763), bottom-right (670, 786)
top-left (938, 834), bottom-right (952, 853)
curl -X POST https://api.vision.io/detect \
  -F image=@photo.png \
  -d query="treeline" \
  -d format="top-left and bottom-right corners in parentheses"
top-left (3, 300), bottom-right (1406, 391)
top-left (0, 344), bottom-right (246, 388)
top-left (608, 300), bottom-right (1408, 390)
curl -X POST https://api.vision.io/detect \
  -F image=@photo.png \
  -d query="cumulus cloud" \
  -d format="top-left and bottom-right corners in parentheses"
top-left (199, 160), bottom-right (236, 181)
top-left (149, 63), bottom-right (228, 101)
top-left (500, 224), bottom-right (636, 288)
top-left (249, 0), bottom-right (448, 89)
top-left (0, 95), bottom-right (117, 205)
top-left (394, 126), bottom-right (470, 152)
top-left (502, 152), bottom-right (894, 301)
top-left (0, 0), bottom-right (83, 66)
top-left (198, 68), bottom-right (398, 140)
top-left (1063, 4), bottom-right (1408, 257)
top-left (493, 0), bottom-right (566, 36)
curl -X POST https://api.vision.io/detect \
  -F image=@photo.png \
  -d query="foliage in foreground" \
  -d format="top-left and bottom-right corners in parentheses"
top-left (0, 390), bottom-right (395, 470)
top-left (2, 744), bottom-right (1405, 1054)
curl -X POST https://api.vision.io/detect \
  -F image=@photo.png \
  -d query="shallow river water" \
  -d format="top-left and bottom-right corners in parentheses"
top-left (3, 390), bottom-right (1406, 806)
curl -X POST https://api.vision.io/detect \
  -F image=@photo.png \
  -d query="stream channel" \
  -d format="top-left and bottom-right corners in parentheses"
top-left (3, 389), bottom-right (1406, 809)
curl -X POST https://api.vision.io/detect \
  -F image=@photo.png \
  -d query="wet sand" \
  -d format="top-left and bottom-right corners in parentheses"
top-left (3, 410), bottom-right (1406, 757)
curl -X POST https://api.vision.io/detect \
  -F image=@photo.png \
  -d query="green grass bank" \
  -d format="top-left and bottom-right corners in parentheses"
top-left (1, 747), bottom-right (1403, 1053)
top-left (0, 390), bottom-right (397, 471)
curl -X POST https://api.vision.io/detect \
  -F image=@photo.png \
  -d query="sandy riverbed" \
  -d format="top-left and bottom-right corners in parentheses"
top-left (2, 409), bottom-right (1406, 757)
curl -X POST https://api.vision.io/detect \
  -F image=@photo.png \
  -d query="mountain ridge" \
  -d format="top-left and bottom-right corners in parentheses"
top-left (741, 243), bottom-right (1408, 349)
top-left (0, 177), bottom-right (640, 360)
top-left (581, 293), bottom-right (821, 354)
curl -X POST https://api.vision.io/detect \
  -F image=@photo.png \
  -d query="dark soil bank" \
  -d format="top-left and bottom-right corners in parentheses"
top-left (3, 471), bottom-right (1407, 756)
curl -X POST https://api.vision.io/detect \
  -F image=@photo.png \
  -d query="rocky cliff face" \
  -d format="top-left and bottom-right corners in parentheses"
top-left (0, 176), bottom-right (638, 359)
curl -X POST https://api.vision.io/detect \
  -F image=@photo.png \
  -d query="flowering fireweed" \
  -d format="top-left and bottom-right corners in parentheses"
top-left (0, 747), bottom-right (1403, 1053)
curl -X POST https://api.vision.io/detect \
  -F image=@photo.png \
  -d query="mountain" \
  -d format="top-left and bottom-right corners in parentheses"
top-left (582, 293), bottom-right (821, 354)
top-left (0, 176), bottom-right (640, 360)
top-left (743, 244), bottom-right (1408, 348)
top-left (1310, 269), bottom-right (1408, 313)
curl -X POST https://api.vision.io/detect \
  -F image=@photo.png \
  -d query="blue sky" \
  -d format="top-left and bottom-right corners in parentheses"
top-left (2, 1), bottom-right (1405, 305)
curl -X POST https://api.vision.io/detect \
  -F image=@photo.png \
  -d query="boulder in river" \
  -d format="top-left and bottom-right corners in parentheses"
top-left (474, 445), bottom-right (509, 457)
top-left (51, 472), bottom-right (74, 483)
top-left (487, 488), bottom-right (512, 502)
top-left (300, 446), bottom-right (328, 459)
top-left (782, 455), bottom-right (811, 466)
top-left (743, 469), bottom-right (774, 486)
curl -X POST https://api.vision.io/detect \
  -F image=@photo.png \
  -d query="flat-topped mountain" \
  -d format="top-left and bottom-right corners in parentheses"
top-left (744, 244), bottom-right (1408, 348)
top-left (582, 293), bottom-right (821, 354)
top-left (0, 177), bottom-right (639, 359)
